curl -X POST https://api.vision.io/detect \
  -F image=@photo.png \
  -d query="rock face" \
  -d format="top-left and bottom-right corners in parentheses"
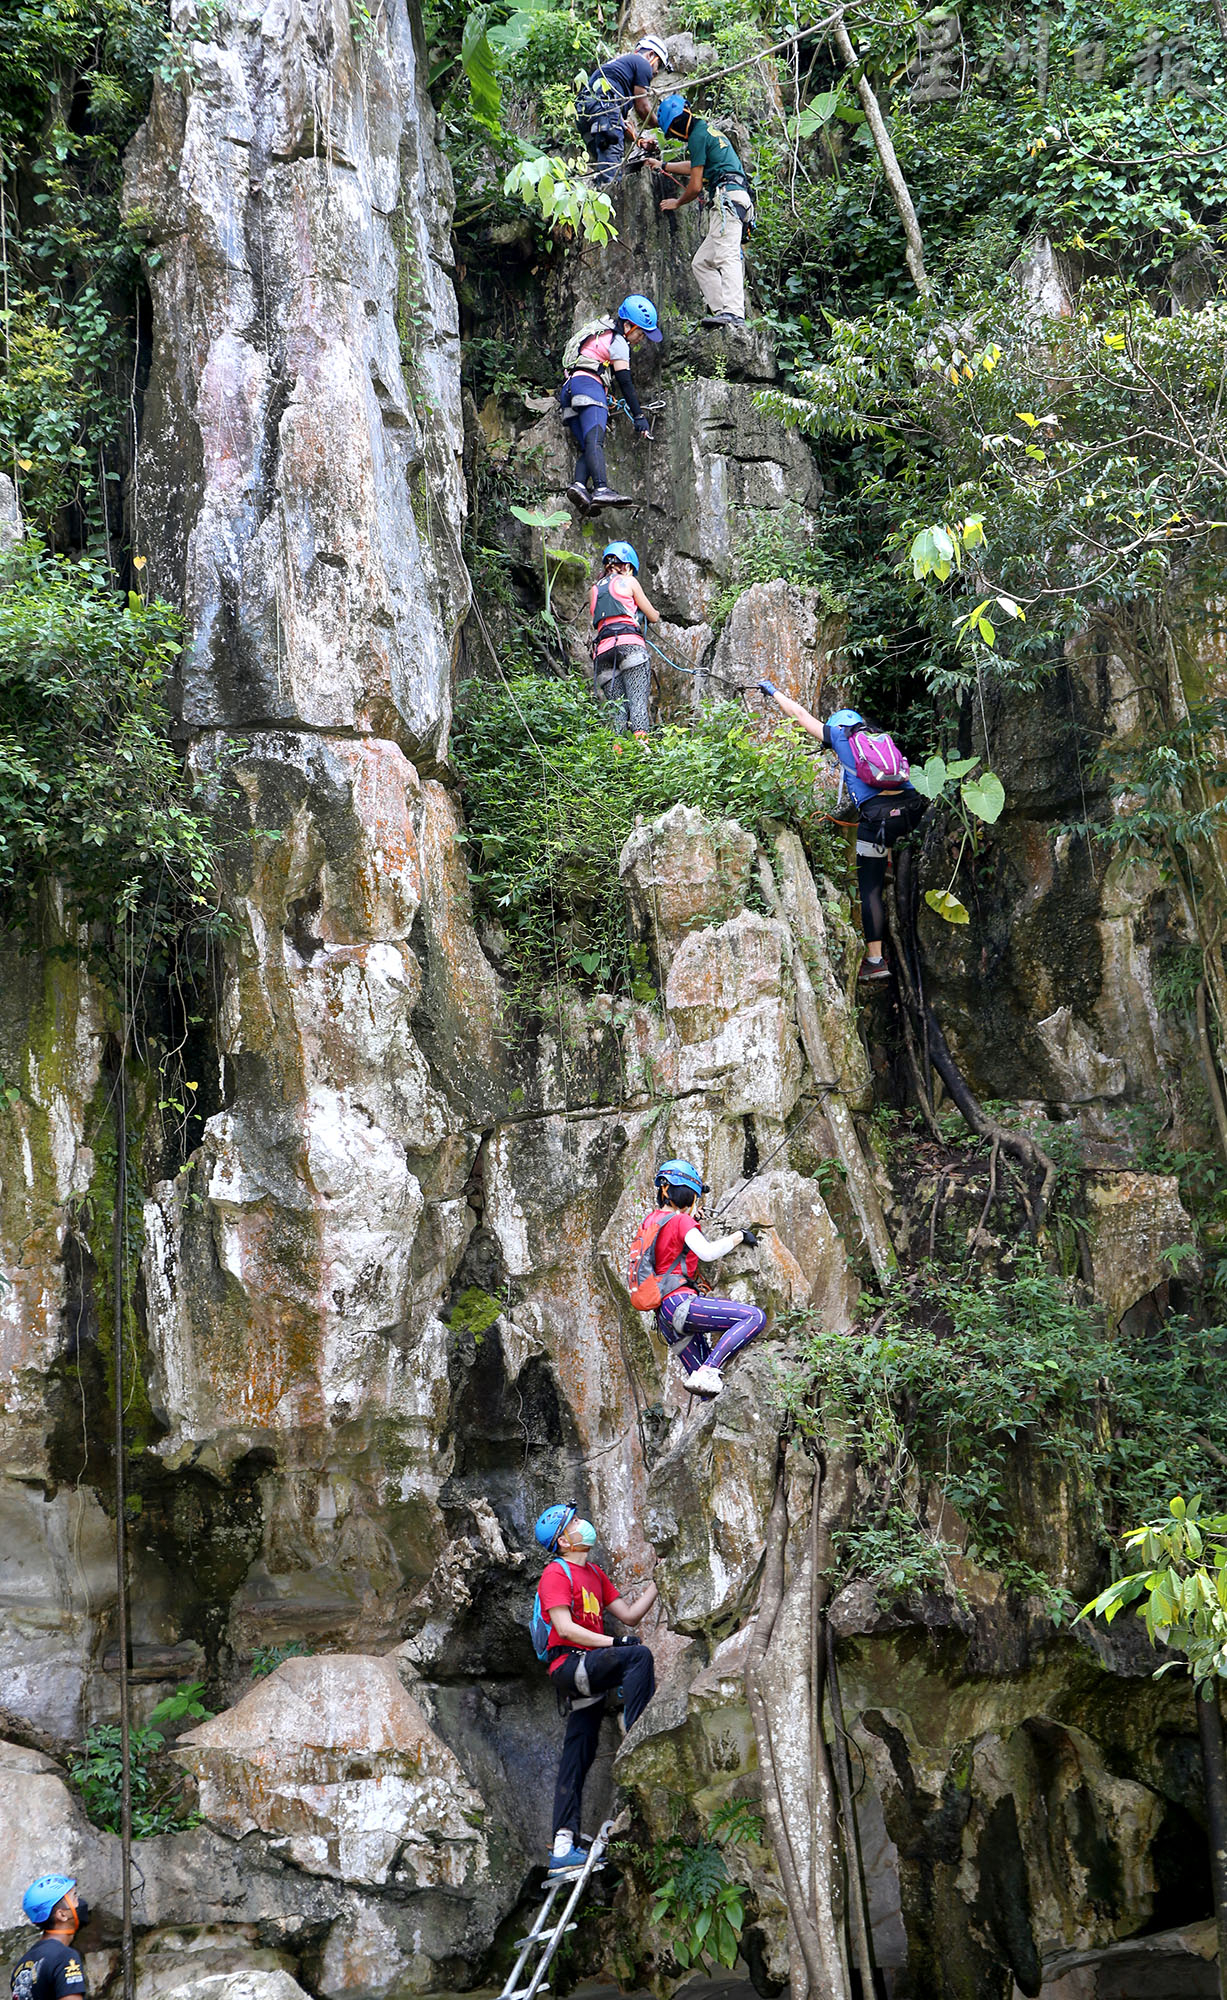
top-left (0, 0), bottom-right (1220, 1994)
top-left (122, 0), bottom-right (467, 762)
top-left (175, 1656), bottom-right (489, 1889)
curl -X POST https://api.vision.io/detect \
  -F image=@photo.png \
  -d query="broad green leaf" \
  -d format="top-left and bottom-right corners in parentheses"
top-left (945, 756), bottom-right (979, 779)
top-left (961, 770), bottom-right (1005, 824)
top-left (926, 888), bottom-right (970, 924)
top-left (909, 753), bottom-right (949, 801)
top-left (460, 6), bottom-right (502, 130)
top-left (976, 615), bottom-right (996, 646)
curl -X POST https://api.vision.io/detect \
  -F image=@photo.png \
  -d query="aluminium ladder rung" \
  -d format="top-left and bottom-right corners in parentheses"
top-left (514, 1922), bottom-right (576, 1948)
top-left (497, 1810), bottom-right (628, 2000)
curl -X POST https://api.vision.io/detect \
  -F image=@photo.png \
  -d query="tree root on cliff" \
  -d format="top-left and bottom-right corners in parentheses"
top-left (746, 1451), bottom-right (859, 2000)
top-left (888, 851), bottom-right (1058, 1233)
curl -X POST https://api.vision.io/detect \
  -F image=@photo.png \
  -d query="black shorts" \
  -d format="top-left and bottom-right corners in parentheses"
top-left (855, 791), bottom-right (926, 855)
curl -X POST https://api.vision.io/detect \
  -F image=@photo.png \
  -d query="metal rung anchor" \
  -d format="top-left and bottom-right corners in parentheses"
top-left (497, 1810), bottom-right (628, 2000)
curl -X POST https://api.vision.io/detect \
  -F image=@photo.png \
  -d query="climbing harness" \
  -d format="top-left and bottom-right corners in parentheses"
top-left (498, 1813), bottom-right (627, 2000)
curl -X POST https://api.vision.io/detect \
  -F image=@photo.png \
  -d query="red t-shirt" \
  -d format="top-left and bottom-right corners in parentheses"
top-left (538, 1558), bottom-right (619, 1673)
top-left (651, 1209), bottom-right (699, 1289)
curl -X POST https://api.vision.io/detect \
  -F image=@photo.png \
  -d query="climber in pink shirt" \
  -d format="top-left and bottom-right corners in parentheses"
top-left (590, 540), bottom-right (659, 739)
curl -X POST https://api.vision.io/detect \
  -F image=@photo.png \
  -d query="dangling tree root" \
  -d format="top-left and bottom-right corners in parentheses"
top-left (889, 849), bottom-right (1058, 1233)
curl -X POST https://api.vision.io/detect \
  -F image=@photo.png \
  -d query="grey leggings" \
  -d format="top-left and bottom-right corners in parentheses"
top-left (595, 644), bottom-right (651, 734)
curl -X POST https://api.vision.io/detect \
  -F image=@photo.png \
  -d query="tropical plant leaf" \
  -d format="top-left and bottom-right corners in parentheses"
top-left (925, 887), bottom-right (970, 924)
top-left (460, 6), bottom-right (502, 130)
top-left (961, 770), bottom-right (1005, 824)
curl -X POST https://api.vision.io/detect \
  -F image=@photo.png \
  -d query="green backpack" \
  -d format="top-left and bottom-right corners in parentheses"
top-left (563, 317), bottom-right (616, 374)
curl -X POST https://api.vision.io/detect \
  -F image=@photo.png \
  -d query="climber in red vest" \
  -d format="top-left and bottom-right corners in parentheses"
top-left (591, 540), bottom-right (659, 740)
top-left (640, 1159), bottom-right (764, 1397)
top-left (533, 1504), bottom-right (658, 1873)
top-left (758, 684), bottom-right (924, 983)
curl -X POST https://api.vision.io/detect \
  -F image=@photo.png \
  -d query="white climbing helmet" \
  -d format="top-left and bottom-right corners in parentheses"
top-left (636, 34), bottom-right (669, 65)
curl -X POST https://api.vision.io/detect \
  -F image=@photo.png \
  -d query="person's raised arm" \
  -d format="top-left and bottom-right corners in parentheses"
top-left (757, 680), bottom-right (826, 743)
top-left (683, 1223), bottom-right (756, 1262)
top-left (608, 1579), bottom-right (658, 1626)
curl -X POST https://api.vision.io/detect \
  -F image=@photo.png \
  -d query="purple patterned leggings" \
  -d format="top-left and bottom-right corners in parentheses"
top-left (657, 1289), bottom-right (766, 1376)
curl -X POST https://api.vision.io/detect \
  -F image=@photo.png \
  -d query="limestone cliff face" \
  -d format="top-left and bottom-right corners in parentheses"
top-left (0, 15), bottom-right (1218, 2000)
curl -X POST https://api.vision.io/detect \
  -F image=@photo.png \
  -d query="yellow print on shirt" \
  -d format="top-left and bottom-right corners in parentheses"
top-left (580, 1585), bottom-right (602, 1621)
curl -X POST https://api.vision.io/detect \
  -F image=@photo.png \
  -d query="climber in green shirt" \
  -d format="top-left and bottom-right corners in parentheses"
top-left (654, 96), bottom-right (754, 328)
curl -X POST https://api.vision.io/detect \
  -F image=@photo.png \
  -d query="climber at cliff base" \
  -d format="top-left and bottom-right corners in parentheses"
top-left (634, 1158), bottom-right (764, 1397)
top-left (533, 1504), bottom-right (658, 1872)
top-left (576, 35), bottom-right (668, 185)
top-left (591, 540), bottom-right (660, 740)
top-left (10, 1879), bottom-right (89, 1998)
top-left (558, 298), bottom-right (662, 513)
top-left (758, 685), bottom-right (924, 982)
top-left (654, 96), bottom-right (754, 328)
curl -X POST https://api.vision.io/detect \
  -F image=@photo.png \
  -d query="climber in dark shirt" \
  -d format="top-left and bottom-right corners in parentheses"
top-left (576, 37), bottom-right (668, 185)
top-left (10, 1878), bottom-right (89, 1999)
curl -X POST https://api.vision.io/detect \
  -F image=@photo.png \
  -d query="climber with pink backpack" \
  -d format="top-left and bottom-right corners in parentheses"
top-left (758, 687), bottom-right (924, 982)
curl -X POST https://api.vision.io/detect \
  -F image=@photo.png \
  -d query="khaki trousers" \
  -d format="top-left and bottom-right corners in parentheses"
top-left (691, 195), bottom-right (751, 318)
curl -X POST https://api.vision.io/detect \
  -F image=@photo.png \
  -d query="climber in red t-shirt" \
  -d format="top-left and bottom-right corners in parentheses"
top-left (641, 1157), bottom-right (765, 1398)
top-left (533, 1503), bottom-right (658, 1872)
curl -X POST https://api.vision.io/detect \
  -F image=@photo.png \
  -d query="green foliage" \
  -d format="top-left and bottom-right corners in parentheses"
top-left (446, 0), bottom-right (614, 242)
top-left (0, 0), bottom-right (172, 541)
top-left (647, 1805), bottom-right (762, 1971)
top-left (709, 508), bottom-right (847, 632)
top-left (70, 1682), bottom-right (212, 1837)
top-left (449, 1285), bottom-right (505, 1333)
top-left (1079, 1495), bottom-right (1227, 1693)
top-left (781, 1257), bottom-right (1227, 1598)
top-left (452, 673), bottom-right (844, 1004)
top-left (251, 1641), bottom-right (314, 1679)
top-left (0, 538), bottom-right (223, 983)
top-left (503, 154), bottom-right (616, 243)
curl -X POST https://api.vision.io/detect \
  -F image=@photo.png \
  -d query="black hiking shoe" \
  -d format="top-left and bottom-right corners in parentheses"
top-left (857, 955), bottom-right (891, 983)
top-left (701, 313), bottom-right (745, 327)
top-left (588, 487), bottom-right (633, 509)
top-left (566, 481), bottom-right (592, 512)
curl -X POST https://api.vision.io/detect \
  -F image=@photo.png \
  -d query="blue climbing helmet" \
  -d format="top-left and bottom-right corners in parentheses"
top-left (617, 294), bottom-right (663, 343)
top-left (535, 1503), bottom-right (577, 1552)
top-left (23, 1877), bottom-right (76, 1927)
top-left (602, 541), bottom-right (639, 571)
top-left (828, 708), bottom-right (865, 728)
top-left (655, 1158), bottom-right (708, 1197)
top-left (656, 92), bottom-right (687, 137)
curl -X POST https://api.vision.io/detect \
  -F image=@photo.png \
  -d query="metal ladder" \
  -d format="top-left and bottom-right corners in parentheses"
top-left (498, 1810), bottom-right (627, 2000)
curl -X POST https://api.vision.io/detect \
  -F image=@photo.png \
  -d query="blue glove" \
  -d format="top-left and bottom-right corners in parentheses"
top-left (634, 416), bottom-right (651, 436)
top-left (757, 679), bottom-right (779, 698)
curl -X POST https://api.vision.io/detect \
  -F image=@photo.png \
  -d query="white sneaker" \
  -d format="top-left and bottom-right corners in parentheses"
top-left (683, 1364), bottom-right (724, 1397)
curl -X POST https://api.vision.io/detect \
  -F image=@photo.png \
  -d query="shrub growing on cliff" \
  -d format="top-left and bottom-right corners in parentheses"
top-left (782, 1257), bottom-right (1227, 1604)
top-left (70, 1681), bottom-right (211, 1838)
top-left (453, 673), bottom-right (844, 1003)
top-left (0, 537), bottom-right (222, 979)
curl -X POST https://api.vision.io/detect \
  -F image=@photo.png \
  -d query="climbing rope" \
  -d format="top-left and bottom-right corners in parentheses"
top-left (641, 630), bottom-right (750, 696)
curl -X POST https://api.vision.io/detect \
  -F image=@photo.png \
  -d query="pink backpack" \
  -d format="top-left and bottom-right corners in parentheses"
top-left (848, 727), bottom-right (909, 789)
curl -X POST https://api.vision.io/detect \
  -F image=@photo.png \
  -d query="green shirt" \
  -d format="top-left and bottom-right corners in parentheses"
top-left (685, 118), bottom-right (746, 188)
